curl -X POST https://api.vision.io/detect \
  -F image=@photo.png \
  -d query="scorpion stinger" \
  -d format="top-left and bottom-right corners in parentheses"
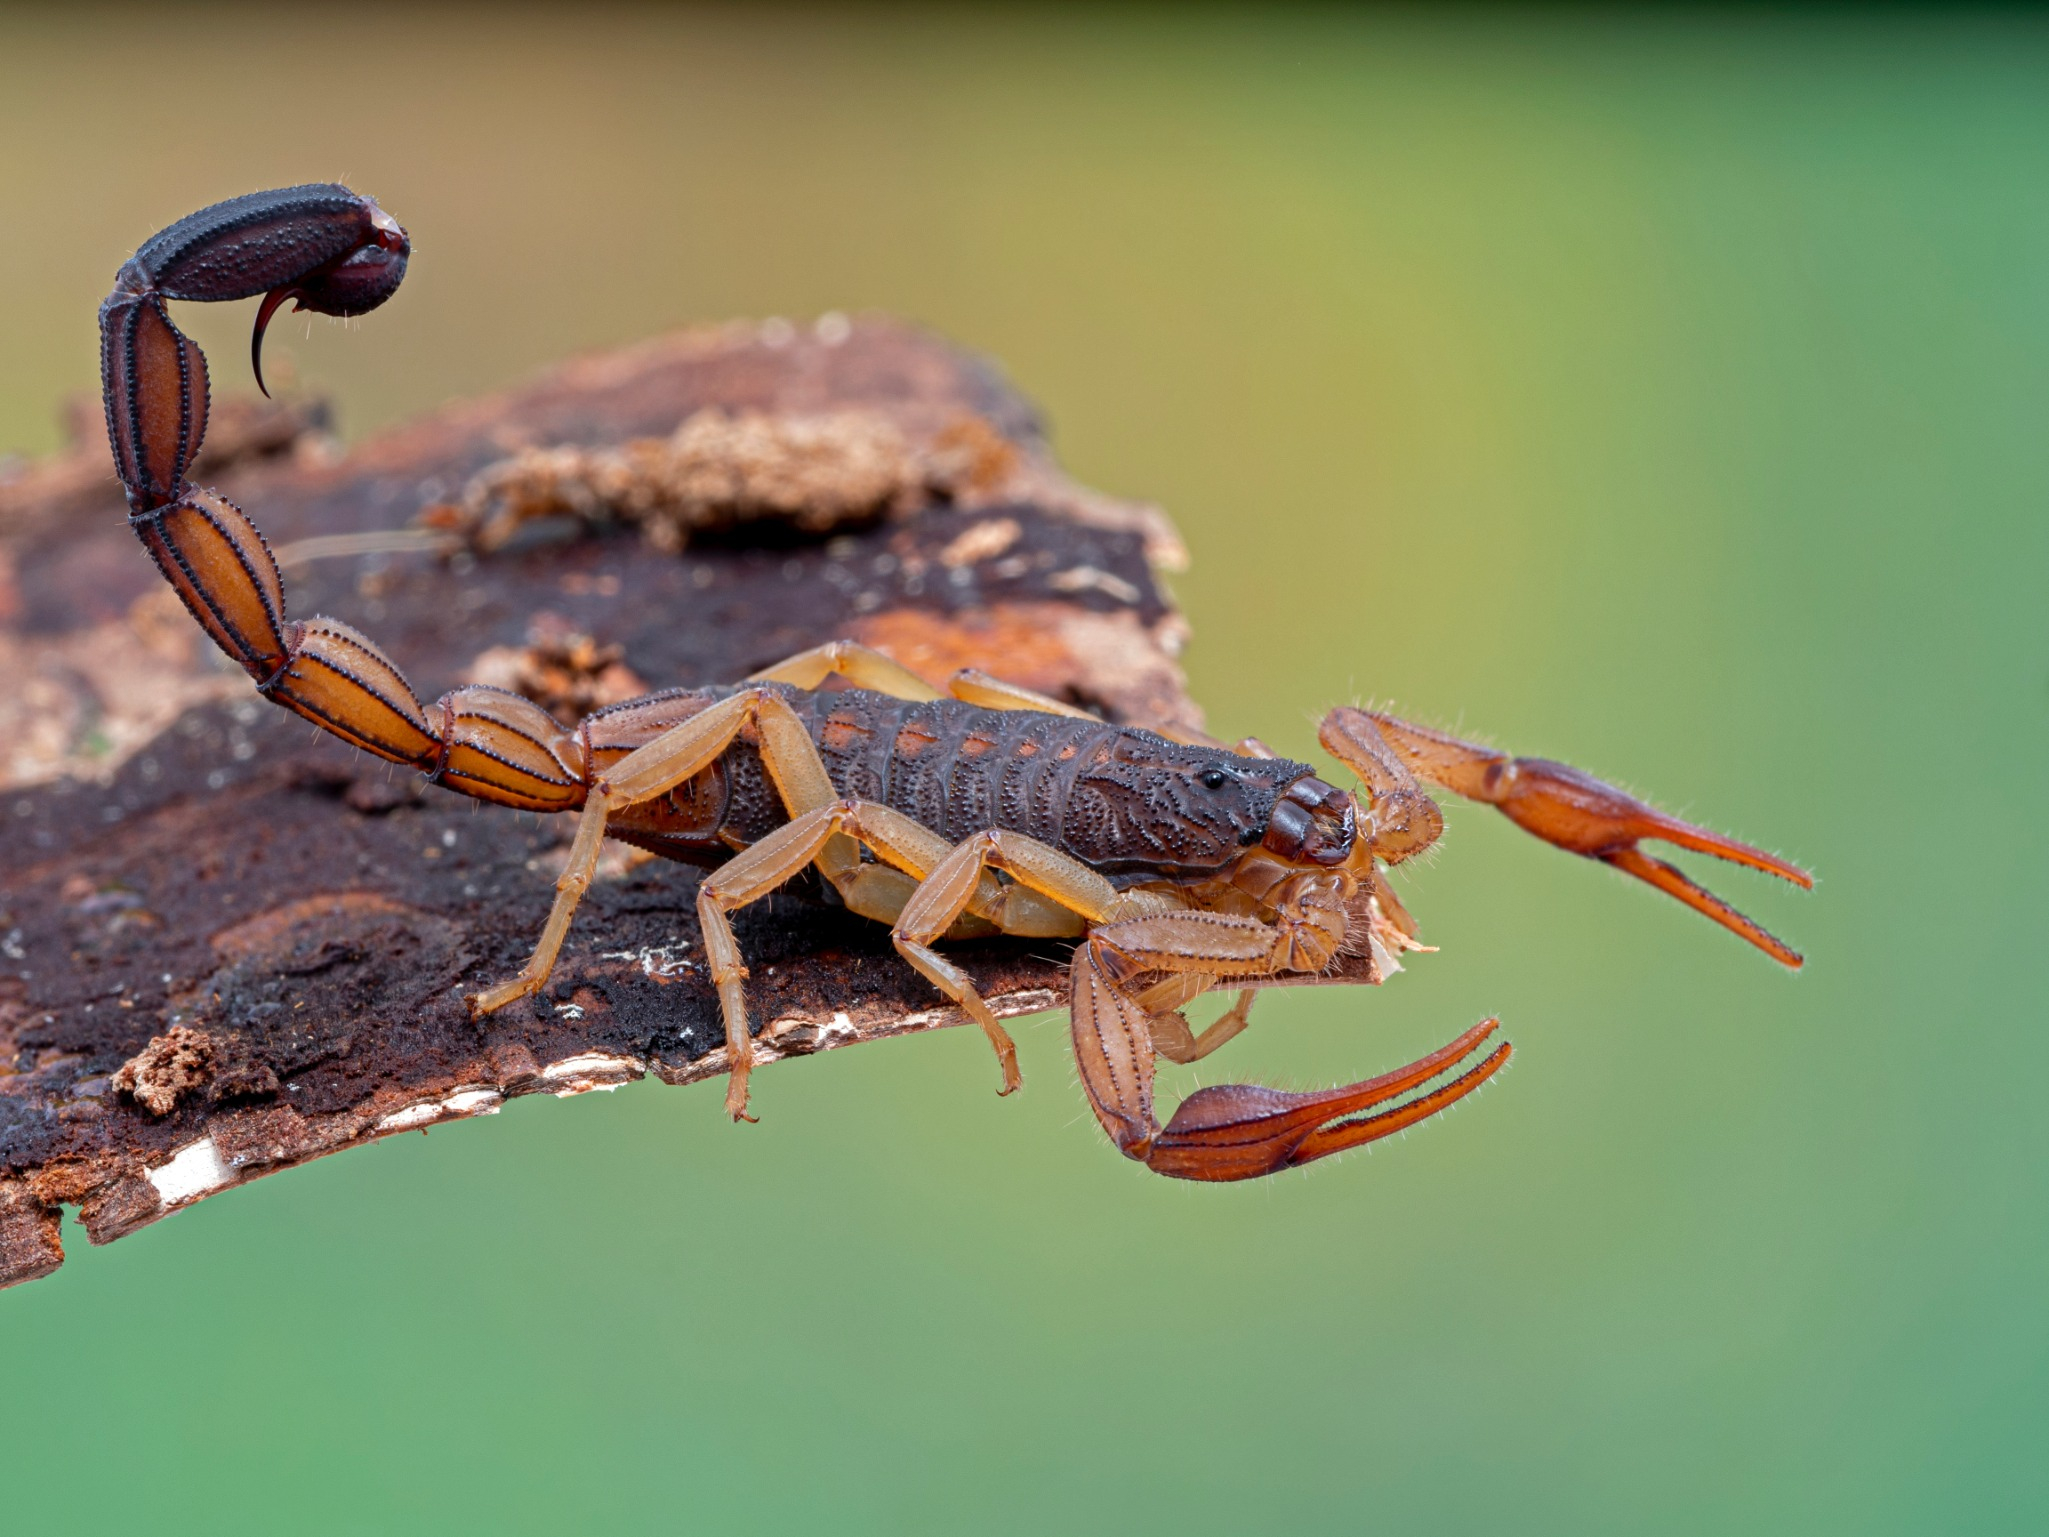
top-left (250, 287), bottom-right (297, 399)
top-left (248, 199), bottom-right (408, 397)
top-left (101, 188), bottom-right (1809, 1188)
top-left (99, 185), bottom-right (408, 486)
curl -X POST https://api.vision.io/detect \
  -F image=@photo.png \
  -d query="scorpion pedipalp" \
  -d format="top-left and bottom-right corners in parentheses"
top-left (1340, 709), bottom-right (1813, 967)
top-left (1066, 933), bottom-right (1509, 1181)
top-left (1144, 1018), bottom-right (1511, 1181)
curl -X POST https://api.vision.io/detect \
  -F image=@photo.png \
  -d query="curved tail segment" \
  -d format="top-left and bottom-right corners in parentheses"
top-left (99, 186), bottom-right (589, 817)
top-left (99, 186), bottom-right (411, 483)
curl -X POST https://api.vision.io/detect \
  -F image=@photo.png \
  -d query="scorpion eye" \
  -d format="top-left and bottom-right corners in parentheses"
top-left (1199, 767), bottom-right (1230, 790)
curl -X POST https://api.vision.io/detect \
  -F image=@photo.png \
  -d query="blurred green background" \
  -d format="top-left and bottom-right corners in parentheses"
top-left (3, 7), bottom-right (2044, 1532)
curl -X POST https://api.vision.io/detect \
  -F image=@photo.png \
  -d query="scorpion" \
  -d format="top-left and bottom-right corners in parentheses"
top-left (98, 185), bottom-right (1811, 1182)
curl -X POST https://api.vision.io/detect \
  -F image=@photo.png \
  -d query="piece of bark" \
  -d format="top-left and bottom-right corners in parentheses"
top-left (0, 316), bottom-right (1366, 1291)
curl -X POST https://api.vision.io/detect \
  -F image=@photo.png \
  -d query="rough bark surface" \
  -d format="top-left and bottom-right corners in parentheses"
top-left (0, 317), bottom-right (1366, 1289)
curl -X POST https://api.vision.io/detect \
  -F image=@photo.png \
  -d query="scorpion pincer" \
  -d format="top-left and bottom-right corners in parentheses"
top-left (98, 186), bottom-right (1813, 1182)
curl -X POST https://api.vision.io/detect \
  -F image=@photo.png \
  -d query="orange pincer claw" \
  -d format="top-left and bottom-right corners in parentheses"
top-left (1362, 712), bottom-right (1811, 883)
top-left (1603, 846), bottom-right (1807, 969)
top-left (1491, 759), bottom-right (1812, 967)
top-left (1143, 1019), bottom-right (1510, 1182)
top-left (1365, 710), bottom-right (1812, 968)
top-left (1499, 758), bottom-right (1813, 888)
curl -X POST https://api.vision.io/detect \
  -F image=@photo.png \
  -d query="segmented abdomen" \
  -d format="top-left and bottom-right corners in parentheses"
top-left (789, 687), bottom-right (1119, 848)
top-left (586, 684), bottom-right (1122, 866)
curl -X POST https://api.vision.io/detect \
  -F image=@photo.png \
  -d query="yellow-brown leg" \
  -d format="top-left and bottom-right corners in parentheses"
top-left (1146, 988), bottom-right (1258, 1065)
top-left (472, 686), bottom-right (856, 1025)
top-left (468, 789), bottom-right (616, 1014)
top-left (1123, 968), bottom-right (1261, 1065)
top-left (469, 692), bottom-right (801, 1019)
top-left (943, 669), bottom-right (1096, 718)
top-left (895, 828), bottom-right (1130, 936)
top-left (750, 639), bottom-right (942, 700)
top-left (1076, 914), bottom-right (1293, 1123)
top-left (833, 860), bottom-right (1000, 938)
top-left (885, 829), bottom-right (1170, 1102)
top-left (482, 673), bottom-right (1025, 1116)
top-left (698, 799), bottom-right (1001, 1116)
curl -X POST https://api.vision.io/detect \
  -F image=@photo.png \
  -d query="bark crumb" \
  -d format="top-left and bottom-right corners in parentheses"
top-left (112, 1027), bottom-right (219, 1116)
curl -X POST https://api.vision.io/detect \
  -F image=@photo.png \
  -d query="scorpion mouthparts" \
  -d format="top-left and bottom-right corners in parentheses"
top-left (1263, 775), bottom-right (1356, 866)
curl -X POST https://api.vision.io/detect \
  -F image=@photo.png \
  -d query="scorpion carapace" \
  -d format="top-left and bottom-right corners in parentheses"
top-left (100, 188), bottom-right (1813, 1183)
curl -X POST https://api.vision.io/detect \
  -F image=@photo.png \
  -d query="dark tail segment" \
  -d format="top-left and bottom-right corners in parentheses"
top-left (100, 289), bottom-right (210, 514)
top-left (129, 184), bottom-right (393, 304)
top-left (131, 484), bottom-right (587, 808)
top-left (99, 183), bottom-right (409, 507)
top-left (102, 187), bottom-right (585, 816)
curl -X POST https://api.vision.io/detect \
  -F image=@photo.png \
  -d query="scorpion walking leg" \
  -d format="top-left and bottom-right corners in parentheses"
top-left (892, 827), bottom-right (1156, 1021)
top-left (469, 791), bottom-right (614, 1014)
top-left (1118, 972), bottom-right (1263, 1064)
top-left (469, 688), bottom-right (844, 1024)
top-left (750, 639), bottom-right (943, 700)
top-left (593, 689), bottom-right (1030, 1117)
top-left (697, 800), bottom-right (1018, 1114)
top-left (1325, 707), bottom-right (1813, 966)
top-left (463, 693), bottom-right (787, 1020)
top-left (470, 688), bottom-right (846, 1026)
top-left (885, 831), bottom-right (1364, 1140)
top-left (942, 669), bottom-right (1097, 718)
top-left (741, 644), bottom-right (967, 919)
top-left (887, 830), bottom-right (1120, 1096)
top-left (1143, 985), bottom-right (1259, 1065)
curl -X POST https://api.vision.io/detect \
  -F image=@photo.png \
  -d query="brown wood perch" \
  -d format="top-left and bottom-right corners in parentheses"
top-left (0, 317), bottom-right (1360, 1288)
